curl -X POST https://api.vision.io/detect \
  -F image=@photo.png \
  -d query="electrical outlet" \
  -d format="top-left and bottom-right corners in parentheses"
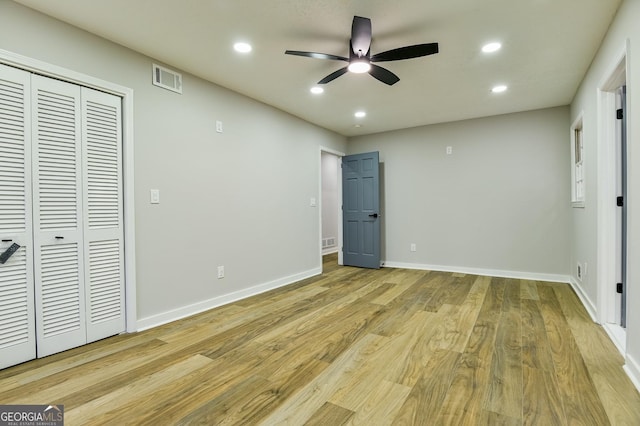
top-left (217, 265), bottom-right (224, 279)
top-left (410, 243), bottom-right (417, 252)
top-left (446, 146), bottom-right (453, 155)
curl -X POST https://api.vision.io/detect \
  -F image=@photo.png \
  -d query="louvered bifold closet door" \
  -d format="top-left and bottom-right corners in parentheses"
top-left (0, 64), bottom-right (36, 369)
top-left (81, 87), bottom-right (124, 342)
top-left (32, 75), bottom-right (87, 358)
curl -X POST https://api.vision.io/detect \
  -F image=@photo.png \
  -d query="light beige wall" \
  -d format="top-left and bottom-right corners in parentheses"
top-left (348, 107), bottom-right (571, 279)
top-left (0, 1), bottom-right (346, 325)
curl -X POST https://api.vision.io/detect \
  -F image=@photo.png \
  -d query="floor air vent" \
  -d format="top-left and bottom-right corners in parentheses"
top-left (152, 64), bottom-right (182, 94)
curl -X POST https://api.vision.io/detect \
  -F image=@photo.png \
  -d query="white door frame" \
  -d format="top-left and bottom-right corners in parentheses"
top-left (0, 48), bottom-right (138, 332)
top-left (319, 147), bottom-right (345, 266)
top-left (596, 41), bottom-right (628, 351)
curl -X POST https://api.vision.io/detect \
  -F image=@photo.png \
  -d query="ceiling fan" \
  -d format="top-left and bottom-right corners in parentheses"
top-left (285, 16), bottom-right (439, 86)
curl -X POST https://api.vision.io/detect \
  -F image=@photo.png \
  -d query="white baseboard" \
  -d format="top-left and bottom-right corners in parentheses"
top-left (624, 354), bottom-right (640, 393)
top-left (568, 277), bottom-right (598, 322)
top-left (136, 267), bottom-right (322, 331)
top-left (383, 261), bottom-right (570, 284)
top-left (322, 247), bottom-right (338, 255)
top-left (602, 323), bottom-right (626, 355)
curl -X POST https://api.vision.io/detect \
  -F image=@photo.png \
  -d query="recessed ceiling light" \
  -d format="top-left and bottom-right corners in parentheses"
top-left (482, 42), bottom-right (502, 53)
top-left (355, 111), bottom-right (366, 118)
top-left (310, 86), bottom-right (324, 94)
top-left (233, 42), bottom-right (252, 53)
top-left (491, 85), bottom-right (508, 93)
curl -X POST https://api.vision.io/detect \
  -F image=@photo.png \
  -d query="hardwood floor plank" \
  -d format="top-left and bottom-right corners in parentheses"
top-left (260, 300), bottom-right (386, 371)
top-left (64, 354), bottom-right (213, 425)
top-left (520, 279), bottom-right (539, 300)
top-left (382, 310), bottom-right (445, 386)
top-left (421, 272), bottom-right (475, 314)
top-left (304, 402), bottom-right (355, 426)
top-left (521, 298), bottom-right (555, 371)
top-left (480, 410), bottom-right (521, 426)
top-left (369, 272), bottom-right (438, 337)
top-left (258, 333), bottom-right (389, 425)
top-left (538, 284), bottom-right (611, 425)
top-left (0, 332), bottom-right (163, 392)
top-left (347, 379), bottom-right (412, 425)
top-left (522, 365), bottom-right (566, 425)
top-left (392, 349), bottom-right (461, 425)
top-left (484, 281), bottom-right (522, 419)
top-left (199, 282), bottom-right (374, 360)
top-left (253, 280), bottom-right (385, 345)
top-left (327, 335), bottom-right (408, 410)
top-left (370, 281), bottom-right (416, 305)
top-left (431, 275), bottom-right (491, 353)
top-left (175, 374), bottom-right (274, 425)
top-left (435, 278), bottom-right (504, 425)
top-left (0, 338), bottom-right (169, 404)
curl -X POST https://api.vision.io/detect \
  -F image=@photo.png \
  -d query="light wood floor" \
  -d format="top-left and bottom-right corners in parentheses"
top-left (1, 254), bottom-right (639, 425)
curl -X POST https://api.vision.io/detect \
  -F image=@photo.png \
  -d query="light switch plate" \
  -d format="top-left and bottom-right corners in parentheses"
top-left (150, 189), bottom-right (160, 204)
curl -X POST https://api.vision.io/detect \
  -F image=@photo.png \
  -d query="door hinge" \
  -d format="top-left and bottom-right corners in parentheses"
top-left (617, 196), bottom-right (624, 207)
top-left (617, 109), bottom-right (624, 120)
top-left (616, 283), bottom-right (623, 294)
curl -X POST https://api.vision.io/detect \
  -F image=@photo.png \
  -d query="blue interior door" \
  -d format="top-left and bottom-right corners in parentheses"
top-left (342, 152), bottom-right (380, 269)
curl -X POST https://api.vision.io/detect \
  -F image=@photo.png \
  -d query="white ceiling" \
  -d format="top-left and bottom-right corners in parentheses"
top-left (14, 0), bottom-right (622, 136)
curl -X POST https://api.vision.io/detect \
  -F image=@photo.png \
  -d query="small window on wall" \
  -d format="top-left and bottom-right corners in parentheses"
top-left (571, 113), bottom-right (585, 207)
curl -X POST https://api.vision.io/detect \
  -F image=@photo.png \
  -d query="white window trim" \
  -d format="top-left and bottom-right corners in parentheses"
top-left (571, 112), bottom-right (585, 208)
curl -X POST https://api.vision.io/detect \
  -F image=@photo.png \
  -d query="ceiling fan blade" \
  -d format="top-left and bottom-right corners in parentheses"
top-left (351, 16), bottom-right (372, 56)
top-left (285, 50), bottom-right (348, 61)
top-left (371, 43), bottom-right (439, 62)
top-left (318, 67), bottom-right (349, 84)
top-left (368, 64), bottom-right (400, 85)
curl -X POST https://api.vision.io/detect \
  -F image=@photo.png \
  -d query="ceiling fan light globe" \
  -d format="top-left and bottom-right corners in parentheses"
top-left (348, 61), bottom-right (371, 73)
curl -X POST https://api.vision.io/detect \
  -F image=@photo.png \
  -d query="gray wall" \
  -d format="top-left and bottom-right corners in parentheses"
top-left (348, 107), bottom-right (571, 278)
top-left (0, 1), bottom-right (346, 326)
top-left (570, 0), bottom-right (640, 386)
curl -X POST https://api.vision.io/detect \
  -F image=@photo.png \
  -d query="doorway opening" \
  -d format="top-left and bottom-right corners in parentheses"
top-left (597, 44), bottom-right (628, 353)
top-left (320, 148), bottom-right (344, 272)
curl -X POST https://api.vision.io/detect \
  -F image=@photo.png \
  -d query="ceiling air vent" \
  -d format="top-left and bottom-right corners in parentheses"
top-left (152, 64), bottom-right (182, 94)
